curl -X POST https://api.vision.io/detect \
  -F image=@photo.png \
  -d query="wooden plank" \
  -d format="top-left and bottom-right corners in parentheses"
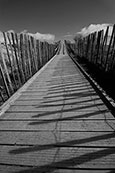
top-left (0, 165), bottom-right (32, 173)
top-left (7, 105), bottom-right (63, 112)
top-left (0, 131), bottom-right (58, 145)
top-left (0, 165), bottom-right (112, 173)
top-left (11, 97), bottom-right (103, 106)
top-left (60, 111), bottom-right (114, 120)
top-left (0, 146), bottom-right (115, 168)
top-left (1, 112), bottom-right (61, 120)
top-left (0, 120), bottom-right (114, 131)
top-left (5, 101), bottom-right (108, 112)
top-left (1, 108), bottom-right (113, 120)
top-left (0, 131), bottom-right (115, 147)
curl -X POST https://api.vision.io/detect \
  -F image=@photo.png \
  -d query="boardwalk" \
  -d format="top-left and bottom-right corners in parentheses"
top-left (0, 43), bottom-right (115, 173)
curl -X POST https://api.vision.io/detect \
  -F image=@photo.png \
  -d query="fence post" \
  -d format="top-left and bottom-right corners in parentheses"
top-left (7, 32), bottom-right (18, 89)
top-left (90, 32), bottom-right (96, 63)
top-left (20, 33), bottom-right (28, 81)
top-left (85, 35), bottom-right (90, 60)
top-left (104, 24), bottom-right (115, 71)
top-left (11, 32), bottom-right (22, 86)
top-left (2, 32), bottom-right (14, 93)
top-left (24, 34), bottom-right (32, 78)
top-left (95, 31), bottom-right (102, 65)
top-left (100, 26), bottom-right (109, 68)
top-left (30, 36), bottom-right (38, 72)
top-left (0, 51), bottom-right (14, 94)
top-left (39, 41), bottom-right (43, 67)
top-left (0, 64), bottom-right (10, 98)
top-left (36, 40), bottom-right (41, 69)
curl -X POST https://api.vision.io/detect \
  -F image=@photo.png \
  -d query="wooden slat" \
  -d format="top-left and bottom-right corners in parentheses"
top-left (0, 131), bottom-right (115, 147)
top-left (0, 120), bottom-right (114, 131)
top-left (0, 165), bottom-right (112, 173)
top-left (0, 146), bottom-right (115, 168)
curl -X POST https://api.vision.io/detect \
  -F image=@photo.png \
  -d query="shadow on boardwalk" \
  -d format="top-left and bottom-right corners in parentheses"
top-left (9, 132), bottom-right (115, 154)
top-left (11, 146), bottom-right (115, 173)
top-left (9, 84), bottom-right (115, 173)
top-left (2, 50), bottom-right (115, 173)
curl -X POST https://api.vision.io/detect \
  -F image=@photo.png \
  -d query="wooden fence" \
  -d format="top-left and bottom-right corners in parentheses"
top-left (65, 24), bottom-right (115, 73)
top-left (0, 31), bottom-right (60, 105)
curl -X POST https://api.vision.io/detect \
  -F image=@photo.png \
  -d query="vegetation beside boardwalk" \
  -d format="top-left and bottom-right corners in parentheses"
top-left (0, 31), bottom-right (60, 105)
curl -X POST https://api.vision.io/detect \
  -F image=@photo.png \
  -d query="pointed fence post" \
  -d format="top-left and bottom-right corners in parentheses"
top-left (11, 32), bottom-right (22, 86)
top-left (7, 32), bottom-right (18, 90)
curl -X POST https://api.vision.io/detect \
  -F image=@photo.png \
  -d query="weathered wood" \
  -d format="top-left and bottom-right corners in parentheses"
top-left (7, 32), bottom-right (18, 89)
top-left (30, 36), bottom-right (38, 72)
top-left (28, 35), bottom-right (35, 74)
top-left (24, 34), bottom-right (32, 77)
top-left (36, 40), bottom-right (41, 69)
top-left (0, 131), bottom-right (115, 147)
top-left (11, 32), bottom-right (22, 86)
top-left (0, 31), bottom-right (58, 106)
top-left (38, 41), bottom-right (42, 67)
top-left (100, 26), bottom-right (109, 67)
top-left (95, 31), bottom-right (102, 64)
top-left (105, 24), bottom-right (115, 71)
top-left (0, 51), bottom-right (14, 94)
top-left (85, 35), bottom-right (91, 60)
top-left (19, 33), bottom-right (27, 81)
top-left (0, 85), bottom-right (5, 102)
top-left (15, 33), bottom-right (25, 83)
top-left (71, 25), bottom-right (115, 74)
top-left (2, 32), bottom-right (14, 93)
top-left (90, 32), bottom-right (96, 62)
top-left (0, 146), bottom-right (115, 169)
top-left (0, 64), bottom-right (10, 98)
top-left (109, 27), bottom-right (115, 70)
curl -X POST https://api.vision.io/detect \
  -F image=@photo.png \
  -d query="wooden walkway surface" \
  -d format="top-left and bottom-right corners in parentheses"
top-left (0, 43), bottom-right (115, 173)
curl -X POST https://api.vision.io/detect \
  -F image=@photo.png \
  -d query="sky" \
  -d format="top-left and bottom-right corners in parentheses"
top-left (0, 0), bottom-right (115, 41)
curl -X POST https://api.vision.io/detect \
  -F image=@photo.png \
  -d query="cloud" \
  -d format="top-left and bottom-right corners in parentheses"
top-left (63, 32), bottom-right (73, 38)
top-left (63, 34), bottom-right (73, 38)
top-left (26, 31), bottom-right (55, 43)
top-left (0, 30), bottom-right (55, 43)
top-left (76, 24), bottom-right (113, 37)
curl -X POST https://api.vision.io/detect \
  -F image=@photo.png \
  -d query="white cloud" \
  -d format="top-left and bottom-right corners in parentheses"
top-left (63, 34), bottom-right (73, 38)
top-left (76, 24), bottom-right (113, 37)
top-left (0, 30), bottom-right (55, 43)
top-left (26, 32), bottom-right (55, 43)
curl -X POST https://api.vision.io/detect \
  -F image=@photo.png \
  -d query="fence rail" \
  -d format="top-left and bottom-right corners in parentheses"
top-left (0, 31), bottom-right (60, 105)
